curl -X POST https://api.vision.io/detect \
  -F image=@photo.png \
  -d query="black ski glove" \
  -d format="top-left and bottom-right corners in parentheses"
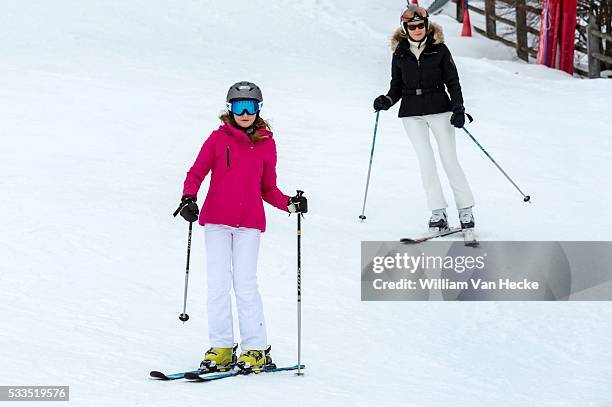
top-left (178, 195), bottom-right (199, 223)
top-left (373, 95), bottom-right (393, 111)
top-left (450, 108), bottom-right (474, 128)
top-left (450, 110), bottom-right (466, 128)
top-left (288, 193), bottom-right (308, 214)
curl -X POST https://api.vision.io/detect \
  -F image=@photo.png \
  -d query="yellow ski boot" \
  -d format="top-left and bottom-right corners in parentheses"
top-left (236, 346), bottom-right (274, 372)
top-left (200, 344), bottom-right (237, 372)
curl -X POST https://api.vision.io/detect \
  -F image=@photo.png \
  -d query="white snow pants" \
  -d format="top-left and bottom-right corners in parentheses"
top-left (204, 223), bottom-right (267, 350)
top-left (402, 112), bottom-right (475, 210)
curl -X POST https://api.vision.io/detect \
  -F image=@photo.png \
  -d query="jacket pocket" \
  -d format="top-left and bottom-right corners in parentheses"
top-left (226, 145), bottom-right (231, 168)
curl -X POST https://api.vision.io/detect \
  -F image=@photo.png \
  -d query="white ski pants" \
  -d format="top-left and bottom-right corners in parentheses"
top-left (402, 112), bottom-right (475, 210)
top-left (204, 223), bottom-right (267, 350)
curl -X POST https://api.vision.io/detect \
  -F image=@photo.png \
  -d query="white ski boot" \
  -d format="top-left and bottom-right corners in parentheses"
top-left (459, 207), bottom-right (478, 247)
top-left (428, 209), bottom-right (449, 233)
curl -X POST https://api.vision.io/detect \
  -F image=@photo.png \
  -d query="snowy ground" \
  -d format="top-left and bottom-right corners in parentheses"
top-left (1, 1), bottom-right (612, 406)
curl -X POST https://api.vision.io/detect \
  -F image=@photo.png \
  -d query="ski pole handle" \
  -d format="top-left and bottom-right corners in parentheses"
top-left (173, 202), bottom-right (184, 217)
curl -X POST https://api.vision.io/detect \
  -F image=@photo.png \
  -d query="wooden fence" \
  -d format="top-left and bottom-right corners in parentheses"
top-left (451, 0), bottom-right (610, 77)
top-left (587, 14), bottom-right (612, 77)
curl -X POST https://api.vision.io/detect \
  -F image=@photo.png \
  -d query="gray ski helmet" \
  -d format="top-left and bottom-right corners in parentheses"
top-left (226, 81), bottom-right (263, 103)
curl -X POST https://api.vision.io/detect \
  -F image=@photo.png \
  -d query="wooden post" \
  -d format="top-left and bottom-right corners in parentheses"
top-left (484, 0), bottom-right (497, 39)
top-left (457, 0), bottom-right (464, 23)
top-left (606, 18), bottom-right (612, 70)
top-left (587, 13), bottom-right (601, 78)
top-left (516, 0), bottom-right (529, 61)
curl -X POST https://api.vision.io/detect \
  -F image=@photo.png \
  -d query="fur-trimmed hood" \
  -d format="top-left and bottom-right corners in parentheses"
top-left (390, 21), bottom-right (445, 49)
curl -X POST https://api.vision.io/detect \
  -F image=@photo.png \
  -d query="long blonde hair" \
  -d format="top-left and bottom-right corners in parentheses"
top-left (219, 112), bottom-right (271, 143)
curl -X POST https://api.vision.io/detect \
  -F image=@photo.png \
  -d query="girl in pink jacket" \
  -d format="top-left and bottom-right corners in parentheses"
top-left (177, 81), bottom-right (307, 371)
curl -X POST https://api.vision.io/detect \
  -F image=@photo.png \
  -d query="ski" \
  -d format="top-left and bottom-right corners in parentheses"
top-left (149, 366), bottom-right (233, 380)
top-left (400, 227), bottom-right (462, 244)
top-left (151, 344), bottom-right (241, 380)
top-left (184, 364), bottom-right (305, 382)
top-left (150, 370), bottom-right (201, 381)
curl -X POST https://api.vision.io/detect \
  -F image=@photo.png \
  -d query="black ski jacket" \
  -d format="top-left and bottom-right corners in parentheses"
top-left (386, 23), bottom-right (464, 117)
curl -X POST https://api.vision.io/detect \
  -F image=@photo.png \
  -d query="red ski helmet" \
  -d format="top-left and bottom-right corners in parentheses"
top-left (400, 5), bottom-right (429, 34)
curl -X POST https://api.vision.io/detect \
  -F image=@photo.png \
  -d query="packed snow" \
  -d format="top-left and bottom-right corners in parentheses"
top-left (1, 1), bottom-right (611, 406)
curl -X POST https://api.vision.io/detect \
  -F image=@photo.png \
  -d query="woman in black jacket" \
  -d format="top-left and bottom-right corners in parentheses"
top-left (373, 5), bottom-right (475, 232)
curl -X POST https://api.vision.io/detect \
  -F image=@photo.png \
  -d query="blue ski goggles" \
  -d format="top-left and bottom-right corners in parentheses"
top-left (227, 99), bottom-right (263, 115)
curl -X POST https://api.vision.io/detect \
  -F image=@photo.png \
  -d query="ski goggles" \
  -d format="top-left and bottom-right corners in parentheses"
top-left (406, 22), bottom-right (426, 30)
top-left (227, 99), bottom-right (263, 115)
top-left (401, 6), bottom-right (429, 23)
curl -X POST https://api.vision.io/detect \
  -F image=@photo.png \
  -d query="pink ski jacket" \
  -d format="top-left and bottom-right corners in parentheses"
top-left (182, 123), bottom-right (290, 232)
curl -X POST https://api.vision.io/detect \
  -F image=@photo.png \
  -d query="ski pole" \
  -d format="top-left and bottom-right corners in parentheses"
top-left (173, 201), bottom-right (195, 322)
top-left (295, 190), bottom-right (305, 376)
top-left (177, 221), bottom-right (193, 322)
top-left (359, 111), bottom-right (381, 221)
top-left (462, 126), bottom-right (531, 203)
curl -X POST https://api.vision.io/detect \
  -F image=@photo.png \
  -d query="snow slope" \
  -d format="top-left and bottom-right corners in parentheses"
top-left (1, 1), bottom-right (611, 406)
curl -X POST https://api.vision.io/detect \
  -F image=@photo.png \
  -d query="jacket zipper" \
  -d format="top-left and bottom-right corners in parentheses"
top-left (226, 145), bottom-right (230, 168)
top-left (406, 49), bottom-right (422, 87)
top-left (410, 52), bottom-right (424, 115)
top-left (418, 58), bottom-right (423, 115)
top-left (418, 45), bottom-right (427, 115)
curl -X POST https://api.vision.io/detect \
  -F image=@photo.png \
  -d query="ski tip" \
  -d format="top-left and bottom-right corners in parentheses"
top-left (183, 372), bottom-right (203, 381)
top-left (276, 364), bottom-right (306, 371)
top-left (399, 238), bottom-right (416, 244)
top-left (149, 371), bottom-right (169, 380)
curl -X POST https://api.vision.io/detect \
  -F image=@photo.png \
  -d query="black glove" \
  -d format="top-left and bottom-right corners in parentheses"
top-left (450, 111), bottom-right (466, 128)
top-left (178, 195), bottom-right (199, 222)
top-left (288, 193), bottom-right (308, 214)
top-left (373, 95), bottom-right (393, 111)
